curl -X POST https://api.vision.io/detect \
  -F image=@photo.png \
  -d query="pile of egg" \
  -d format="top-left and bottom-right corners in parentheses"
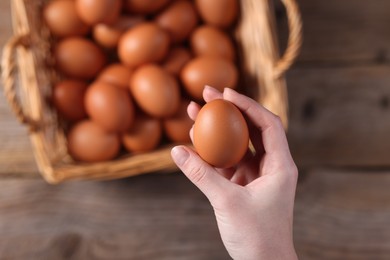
top-left (44, 0), bottom-right (239, 162)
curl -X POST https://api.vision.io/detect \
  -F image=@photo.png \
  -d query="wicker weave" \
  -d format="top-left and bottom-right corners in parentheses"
top-left (1, 0), bottom-right (302, 184)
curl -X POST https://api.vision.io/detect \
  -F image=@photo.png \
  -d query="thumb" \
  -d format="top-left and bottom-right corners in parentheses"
top-left (171, 146), bottom-right (232, 202)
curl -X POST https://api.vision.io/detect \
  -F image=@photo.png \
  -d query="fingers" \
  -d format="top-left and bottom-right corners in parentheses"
top-left (216, 167), bottom-right (236, 180)
top-left (187, 85), bottom-right (223, 121)
top-left (188, 126), bottom-right (239, 180)
top-left (223, 88), bottom-right (292, 160)
top-left (187, 85), bottom-right (221, 144)
top-left (187, 101), bottom-right (200, 121)
top-left (247, 118), bottom-right (265, 155)
top-left (203, 85), bottom-right (223, 102)
top-left (231, 150), bottom-right (259, 185)
top-left (171, 146), bottom-right (233, 202)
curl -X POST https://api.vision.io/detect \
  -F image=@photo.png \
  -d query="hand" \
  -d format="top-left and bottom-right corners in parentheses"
top-left (171, 86), bottom-right (298, 260)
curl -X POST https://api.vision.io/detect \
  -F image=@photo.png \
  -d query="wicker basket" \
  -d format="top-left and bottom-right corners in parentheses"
top-left (1, 0), bottom-right (302, 184)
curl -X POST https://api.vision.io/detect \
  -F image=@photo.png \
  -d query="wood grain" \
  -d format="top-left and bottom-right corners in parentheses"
top-left (0, 96), bottom-right (38, 176)
top-left (0, 174), bottom-right (230, 260)
top-left (1, 170), bottom-right (390, 259)
top-left (294, 169), bottom-right (390, 260)
top-left (0, 0), bottom-right (39, 177)
top-left (287, 65), bottom-right (390, 167)
top-left (0, 1), bottom-right (12, 47)
top-left (277, 0), bottom-right (390, 62)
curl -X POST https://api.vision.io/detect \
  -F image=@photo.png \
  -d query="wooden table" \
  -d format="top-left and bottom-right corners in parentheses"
top-left (2, 0), bottom-right (390, 259)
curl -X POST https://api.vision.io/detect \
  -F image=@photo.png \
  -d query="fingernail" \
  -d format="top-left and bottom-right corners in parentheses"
top-left (189, 101), bottom-right (197, 108)
top-left (171, 146), bottom-right (190, 167)
top-left (204, 85), bottom-right (220, 94)
top-left (223, 87), bottom-right (235, 98)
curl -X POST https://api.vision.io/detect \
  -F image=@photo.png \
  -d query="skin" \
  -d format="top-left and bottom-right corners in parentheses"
top-left (171, 86), bottom-right (298, 260)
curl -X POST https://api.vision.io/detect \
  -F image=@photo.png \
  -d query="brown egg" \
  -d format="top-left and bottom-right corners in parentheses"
top-left (98, 63), bottom-right (132, 88)
top-left (155, 0), bottom-right (199, 43)
top-left (193, 99), bottom-right (249, 168)
top-left (181, 57), bottom-right (238, 100)
top-left (125, 0), bottom-right (171, 14)
top-left (75, 0), bottom-right (122, 25)
top-left (191, 25), bottom-right (236, 61)
top-left (122, 115), bottom-right (162, 153)
top-left (55, 37), bottom-right (106, 79)
top-left (53, 80), bottom-right (88, 122)
top-left (93, 16), bottom-right (144, 49)
top-left (163, 99), bottom-right (192, 143)
top-left (195, 0), bottom-right (239, 28)
top-left (162, 47), bottom-right (192, 76)
top-left (130, 64), bottom-right (180, 118)
top-left (43, 0), bottom-right (90, 37)
top-left (85, 82), bottom-right (135, 132)
top-left (68, 120), bottom-right (120, 162)
top-left (118, 23), bottom-right (170, 68)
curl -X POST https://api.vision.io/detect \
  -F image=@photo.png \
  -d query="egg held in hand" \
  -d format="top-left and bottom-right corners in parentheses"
top-left (193, 99), bottom-right (249, 168)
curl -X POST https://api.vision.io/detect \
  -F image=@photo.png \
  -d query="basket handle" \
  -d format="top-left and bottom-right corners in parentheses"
top-left (274, 0), bottom-right (303, 78)
top-left (1, 34), bottom-right (40, 132)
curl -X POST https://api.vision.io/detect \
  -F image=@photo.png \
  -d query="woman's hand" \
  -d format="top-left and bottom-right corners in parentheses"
top-left (171, 86), bottom-right (298, 260)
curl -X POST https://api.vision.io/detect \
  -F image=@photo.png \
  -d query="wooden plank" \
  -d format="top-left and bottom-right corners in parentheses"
top-left (0, 0), bottom-right (39, 177)
top-left (1, 170), bottom-right (390, 259)
top-left (294, 169), bottom-right (390, 260)
top-left (0, 174), bottom-right (230, 259)
top-left (277, 0), bottom-right (390, 62)
top-left (287, 65), bottom-right (390, 167)
top-left (0, 95), bottom-right (39, 176)
top-left (0, 1), bottom-right (12, 47)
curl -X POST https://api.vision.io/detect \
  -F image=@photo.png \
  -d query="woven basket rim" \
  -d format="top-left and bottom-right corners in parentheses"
top-left (1, 0), bottom-right (301, 183)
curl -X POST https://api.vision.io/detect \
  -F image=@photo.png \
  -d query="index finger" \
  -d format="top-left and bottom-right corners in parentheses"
top-left (223, 88), bottom-right (292, 160)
